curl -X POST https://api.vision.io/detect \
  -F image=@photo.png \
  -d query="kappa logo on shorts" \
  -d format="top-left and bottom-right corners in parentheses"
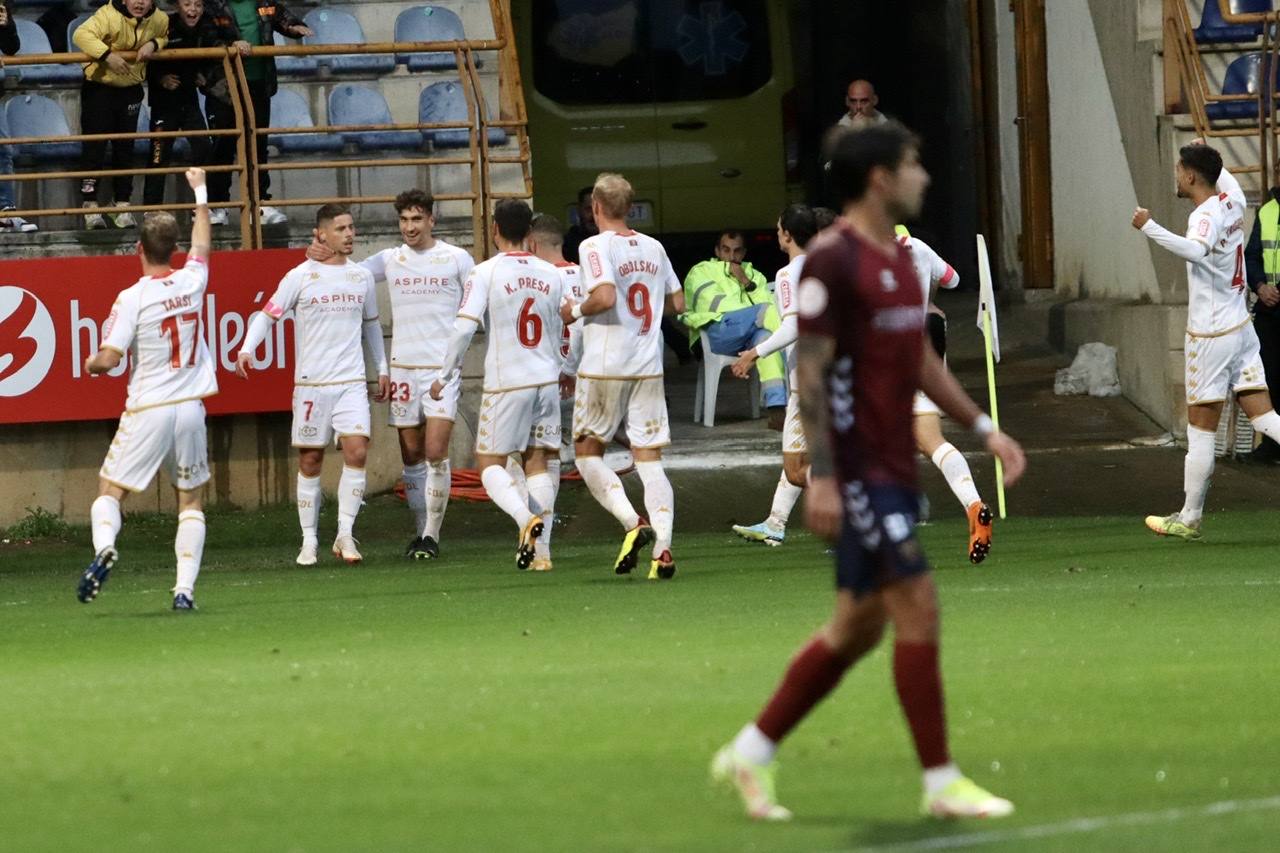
top-left (391, 403), bottom-right (409, 418)
top-left (299, 425), bottom-right (319, 438)
top-left (0, 287), bottom-right (56, 398)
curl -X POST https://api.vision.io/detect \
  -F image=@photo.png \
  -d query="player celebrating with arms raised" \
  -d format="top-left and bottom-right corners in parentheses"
top-left (79, 168), bottom-right (215, 610)
top-left (237, 205), bottom-right (389, 565)
top-left (560, 173), bottom-right (686, 579)
top-left (1134, 140), bottom-right (1280, 539)
top-left (711, 125), bottom-right (1027, 821)
top-left (431, 200), bottom-right (564, 570)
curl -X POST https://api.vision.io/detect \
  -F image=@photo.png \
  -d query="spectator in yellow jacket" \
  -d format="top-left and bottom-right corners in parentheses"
top-left (73, 0), bottom-right (169, 230)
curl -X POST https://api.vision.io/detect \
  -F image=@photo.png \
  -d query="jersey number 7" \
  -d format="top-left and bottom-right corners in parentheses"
top-left (161, 311), bottom-right (201, 369)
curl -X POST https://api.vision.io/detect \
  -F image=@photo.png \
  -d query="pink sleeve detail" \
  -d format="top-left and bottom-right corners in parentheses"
top-left (264, 300), bottom-right (285, 319)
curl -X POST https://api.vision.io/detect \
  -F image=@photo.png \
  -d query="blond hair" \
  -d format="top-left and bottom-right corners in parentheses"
top-left (592, 172), bottom-right (634, 220)
top-left (140, 212), bottom-right (180, 265)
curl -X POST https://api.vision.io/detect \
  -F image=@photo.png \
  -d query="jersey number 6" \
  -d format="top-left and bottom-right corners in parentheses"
top-left (518, 297), bottom-right (543, 348)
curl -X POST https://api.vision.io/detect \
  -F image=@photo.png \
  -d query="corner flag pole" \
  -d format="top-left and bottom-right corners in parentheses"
top-left (975, 234), bottom-right (1007, 519)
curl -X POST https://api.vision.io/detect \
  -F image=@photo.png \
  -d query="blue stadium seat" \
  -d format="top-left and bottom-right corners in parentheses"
top-left (1194, 0), bottom-right (1271, 45)
top-left (305, 9), bottom-right (395, 75)
top-left (14, 19), bottom-right (84, 84)
top-left (395, 6), bottom-right (468, 72)
top-left (418, 80), bottom-right (507, 148)
top-left (66, 12), bottom-right (94, 53)
top-left (274, 30), bottom-right (319, 77)
top-left (269, 90), bottom-right (343, 153)
top-left (5, 94), bottom-right (80, 160)
top-left (328, 84), bottom-right (420, 150)
top-left (1205, 53), bottom-right (1277, 119)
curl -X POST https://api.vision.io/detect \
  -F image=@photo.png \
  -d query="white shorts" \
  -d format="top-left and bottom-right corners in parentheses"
top-left (475, 384), bottom-right (561, 456)
top-left (573, 376), bottom-right (670, 448)
top-left (913, 391), bottom-right (941, 417)
top-left (1185, 325), bottom-right (1268, 405)
top-left (292, 382), bottom-right (371, 448)
top-left (783, 392), bottom-right (807, 455)
top-left (388, 367), bottom-right (459, 427)
top-left (100, 399), bottom-right (210, 493)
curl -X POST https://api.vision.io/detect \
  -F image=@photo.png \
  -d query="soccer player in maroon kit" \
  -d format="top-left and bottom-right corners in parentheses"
top-left (711, 124), bottom-right (1028, 821)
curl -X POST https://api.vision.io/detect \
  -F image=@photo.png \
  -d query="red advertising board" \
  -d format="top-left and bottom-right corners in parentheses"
top-left (0, 249), bottom-right (305, 424)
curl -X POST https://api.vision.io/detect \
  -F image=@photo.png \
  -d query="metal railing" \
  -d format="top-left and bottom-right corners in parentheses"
top-left (0, 1), bottom-right (531, 255)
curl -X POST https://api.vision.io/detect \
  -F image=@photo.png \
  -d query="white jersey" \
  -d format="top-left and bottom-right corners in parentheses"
top-left (265, 259), bottom-right (380, 385)
top-left (457, 252), bottom-right (564, 392)
top-left (901, 235), bottom-right (959, 318)
top-left (102, 256), bottom-right (218, 412)
top-left (555, 261), bottom-right (585, 373)
top-left (577, 229), bottom-right (681, 378)
top-left (1185, 171), bottom-right (1248, 336)
top-left (774, 253), bottom-right (804, 382)
top-left (361, 240), bottom-right (474, 368)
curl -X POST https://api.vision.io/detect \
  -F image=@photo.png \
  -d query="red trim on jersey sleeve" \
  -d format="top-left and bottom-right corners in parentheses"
top-left (940, 265), bottom-right (957, 287)
top-left (264, 300), bottom-right (285, 320)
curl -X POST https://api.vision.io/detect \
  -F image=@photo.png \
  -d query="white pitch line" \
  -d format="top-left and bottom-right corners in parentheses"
top-left (842, 795), bottom-right (1280, 852)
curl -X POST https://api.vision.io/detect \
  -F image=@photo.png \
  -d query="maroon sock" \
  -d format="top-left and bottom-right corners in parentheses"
top-left (755, 638), bottom-right (851, 743)
top-left (893, 641), bottom-right (950, 768)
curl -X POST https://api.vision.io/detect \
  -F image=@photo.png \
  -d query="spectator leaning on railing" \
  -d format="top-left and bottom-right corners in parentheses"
top-left (73, 0), bottom-right (169, 230)
top-left (0, 1), bottom-right (37, 232)
top-left (203, 0), bottom-right (312, 226)
top-left (144, 0), bottom-right (235, 215)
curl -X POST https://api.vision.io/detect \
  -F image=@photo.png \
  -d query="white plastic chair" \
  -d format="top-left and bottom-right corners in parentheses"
top-left (693, 331), bottom-right (760, 427)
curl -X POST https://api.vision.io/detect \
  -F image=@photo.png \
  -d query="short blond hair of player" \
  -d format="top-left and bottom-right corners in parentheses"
top-left (559, 172), bottom-right (687, 580)
top-left (78, 168), bottom-right (215, 610)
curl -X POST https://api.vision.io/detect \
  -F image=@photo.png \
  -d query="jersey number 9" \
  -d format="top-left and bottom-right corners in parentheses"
top-left (626, 283), bottom-right (652, 334)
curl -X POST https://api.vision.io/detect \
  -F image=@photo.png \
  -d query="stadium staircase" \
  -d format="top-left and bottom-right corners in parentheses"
top-left (0, 0), bottom-right (531, 258)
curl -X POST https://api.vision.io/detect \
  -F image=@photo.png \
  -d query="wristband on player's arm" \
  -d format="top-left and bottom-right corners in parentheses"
top-left (971, 414), bottom-right (994, 438)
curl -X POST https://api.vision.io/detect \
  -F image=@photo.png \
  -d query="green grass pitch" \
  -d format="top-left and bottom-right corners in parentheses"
top-left (2, 494), bottom-right (1277, 852)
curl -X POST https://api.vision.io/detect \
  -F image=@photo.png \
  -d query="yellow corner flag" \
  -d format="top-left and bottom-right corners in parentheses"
top-left (975, 234), bottom-right (1006, 519)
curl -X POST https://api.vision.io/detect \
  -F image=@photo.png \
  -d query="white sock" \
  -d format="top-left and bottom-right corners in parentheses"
top-left (526, 472), bottom-right (556, 558)
top-left (576, 455), bottom-right (641, 530)
top-left (481, 464), bottom-right (534, 527)
top-left (336, 466), bottom-right (366, 539)
top-left (766, 471), bottom-right (802, 531)
top-left (174, 509), bottom-right (205, 595)
top-left (403, 462), bottom-right (427, 537)
top-left (923, 762), bottom-right (963, 796)
top-left (931, 443), bottom-right (981, 509)
top-left (635, 460), bottom-right (674, 558)
top-left (1179, 426), bottom-right (1216, 526)
top-left (544, 457), bottom-right (561, 548)
top-left (1250, 409), bottom-right (1280, 444)
top-left (506, 455), bottom-right (530, 505)
top-left (732, 723), bottom-right (777, 766)
top-left (424, 459), bottom-right (450, 541)
top-left (297, 473), bottom-right (322, 543)
top-left (90, 494), bottom-right (122, 553)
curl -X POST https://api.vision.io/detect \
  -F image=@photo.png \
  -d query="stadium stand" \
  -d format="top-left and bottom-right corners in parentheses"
top-left (304, 8), bottom-right (397, 76)
top-left (396, 5), bottom-right (469, 72)
top-left (12, 18), bottom-right (81, 84)
top-left (274, 30), bottom-right (321, 77)
top-left (1204, 52), bottom-right (1275, 119)
top-left (5, 92), bottom-right (79, 160)
top-left (419, 79), bottom-right (506, 148)
top-left (269, 89), bottom-right (344, 153)
top-left (328, 83), bottom-right (421, 150)
top-left (1194, 0), bottom-right (1270, 44)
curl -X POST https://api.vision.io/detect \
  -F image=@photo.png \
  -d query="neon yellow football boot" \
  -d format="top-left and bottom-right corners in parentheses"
top-left (922, 776), bottom-right (1015, 819)
top-left (710, 745), bottom-right (792, 821)
top-left (1144, 513), bottom-right (1203, 541)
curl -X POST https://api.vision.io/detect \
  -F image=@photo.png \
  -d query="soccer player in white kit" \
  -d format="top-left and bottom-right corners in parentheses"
top-left (236, 204), bottom-right (390, 565)
top-left (558, 173), bottom-right (686, 579)
top-left (308, 189), bottom-right (474, 560)
top-left (79, 168), bottom-right (215, 610)
top-left (1135, 140), bottom-right (1280, 539)
top-left (729, 204), bottom-right (817, 547)
top-left (430, 200), bottom-right (564, 570)
top-left (897, 227), bottom-right (994, 564)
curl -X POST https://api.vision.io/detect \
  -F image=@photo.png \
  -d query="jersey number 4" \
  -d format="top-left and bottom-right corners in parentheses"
top-left (161, 312), bottom-right (201, 369)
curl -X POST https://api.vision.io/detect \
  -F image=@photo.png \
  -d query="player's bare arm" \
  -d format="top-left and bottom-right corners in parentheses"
top-left (1131, 207), bottom-right (1151, 230)
top-left (186, 168), bottom-right (211, 262)
top-left (666, 289), bottom-right (686, 316)
top-left (795, 335), bottom-right (841, 541)
top-left (85, 348), bottom-right (123, 376)
top-left (918, 343), bottom-right (1026, 485)
top-left (560, 283), bottom-right (616, 325)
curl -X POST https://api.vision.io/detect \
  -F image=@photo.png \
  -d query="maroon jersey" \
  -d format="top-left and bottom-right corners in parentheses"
top-left (796, 221), bottom-right (925, 488)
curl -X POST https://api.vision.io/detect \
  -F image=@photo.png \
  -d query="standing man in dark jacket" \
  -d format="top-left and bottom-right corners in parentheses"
top-left (144, 0), bottom-right (236, 211)
top-left (0, 1), bottom-right (36, 231)
top-left (1244, 185), bottom-right (1280, 463)
top-left (203, 0), bottom-right (311, 225)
